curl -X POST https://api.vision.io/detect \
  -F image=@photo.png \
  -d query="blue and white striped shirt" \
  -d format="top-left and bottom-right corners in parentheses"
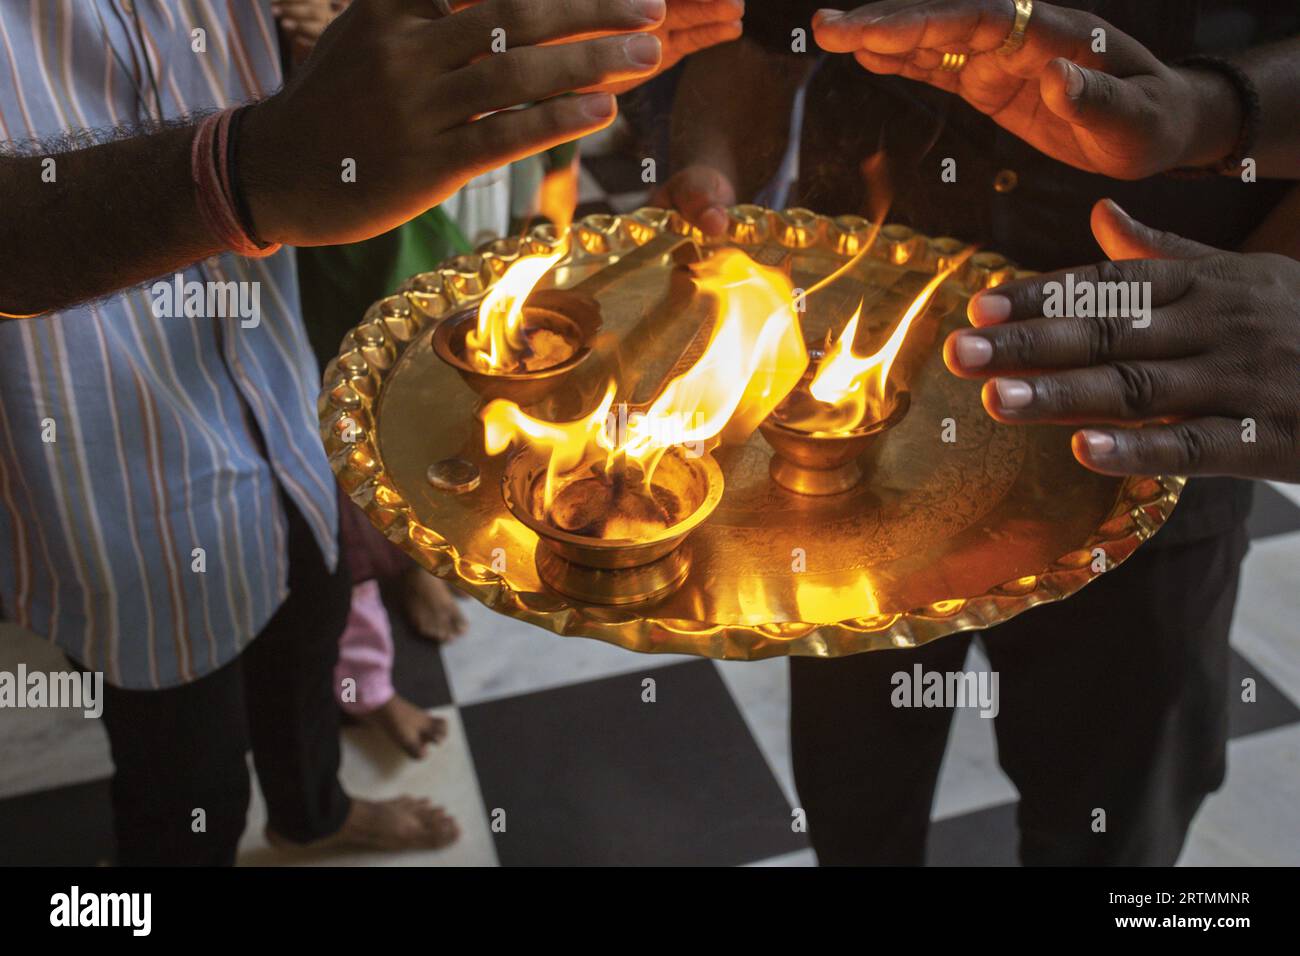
top-left (0, 0), bottom-right (338, 689)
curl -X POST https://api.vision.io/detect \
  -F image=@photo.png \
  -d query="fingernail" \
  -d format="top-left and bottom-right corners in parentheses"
top-left (994, 378), bottom-right (1033, 409)
top-left (1080, 429), bottom-right (1117, 457)
top-left (633, 0), bottom-right (666, 24)
top-left (1064, 61), bottom-right (1085, 98)
top-left (1103, 197), bottom-right (1130, 220)
top-left (970, 294), bottom-right (1011, 325)
top-left (579, 93), bottom-right (616, 121)
top-left (815, 8), bottom-right (844, 21)
top-left (625, 33), bottom-right (663, 68)
top-left (953, 332), bottom-right (993, 369)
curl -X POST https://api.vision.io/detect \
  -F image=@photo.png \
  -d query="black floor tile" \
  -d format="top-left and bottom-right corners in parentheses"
top-left (1228, 647), bottom-right (1300, 739)
top-left (379, 583), bottom-right (453, 710)
top-left (461, 659), bottom-right (806, 866)
top-left (1245, 483), bottom-right (1300, 541)
top-left (926, 802), bottom-right (1020, 866)
top-left (0, 778), bottom-right (115, 866)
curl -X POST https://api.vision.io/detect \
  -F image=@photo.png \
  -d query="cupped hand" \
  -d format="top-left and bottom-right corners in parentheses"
top-left (943, 199), bottom-right (1300, 481)
top-left (242, 0), bottom-right (668, 246)
top-left (813, 0), bottom-right (1230, 179)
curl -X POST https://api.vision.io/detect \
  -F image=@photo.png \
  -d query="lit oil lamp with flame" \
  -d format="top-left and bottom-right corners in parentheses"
top-left (485, 248), bottom-right (808, 604)
top-left (760, 250), bottom-right (972, 495)
top-left (433, 165), bottom-right (602, 407)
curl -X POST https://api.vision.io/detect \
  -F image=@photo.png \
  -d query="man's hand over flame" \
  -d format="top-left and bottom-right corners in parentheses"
top-left (944, 199), bottom-right (1300, 482)
top-left (814, 0), bottom-right (1242, 179)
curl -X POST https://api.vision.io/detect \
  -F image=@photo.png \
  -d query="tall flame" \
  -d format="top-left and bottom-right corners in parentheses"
top-left (802, 250), bottom-right (973, 431)
top-left (466, 250), bottom-right (564, 372)
top-left (482, 248), bottom-right (809, 509)
top-left (539, 159), bottom-right (580, 236)
top-left (464, 161), bottom-right (580, 373)
top-left (621, 248), bottom-right (808, 459)
top-left (483, 381), bottom-right (616, 508)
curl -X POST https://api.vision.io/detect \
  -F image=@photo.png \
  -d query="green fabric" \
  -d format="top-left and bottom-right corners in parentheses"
top-left (300, 143), bottom-right (577, 367)
top-left (300, 206), bottom-right (472, 366)
top-left (547, 141), bottom-right (578, 171)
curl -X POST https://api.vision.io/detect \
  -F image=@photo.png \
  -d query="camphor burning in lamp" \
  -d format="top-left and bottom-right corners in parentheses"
top-left (485, 248), bottom-right (809, 605)
top-left (433, 164), bottom-right (601, 407)
top-left (761, 248), bottom-right (973, 495)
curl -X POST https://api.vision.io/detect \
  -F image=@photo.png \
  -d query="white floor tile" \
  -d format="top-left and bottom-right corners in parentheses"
top-left (1179, 723), bottom-right (1300, 866)
top-left (746, 848), bottom-right (817, 867)
top-left (440, 598), bottom-right (688, 706)
top-left (1266, 481), bottom-right (1300, 509)
top-left (1230, 533), bottom-right (1300, 708)
top-left (0, 624), bottom-right (113, 798)
top-left (237, 707), bottom-right (497, 867)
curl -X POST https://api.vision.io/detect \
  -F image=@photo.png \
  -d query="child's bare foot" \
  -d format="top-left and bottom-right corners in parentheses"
top-left (267, 796), bottom-right (459, 852)
top-left (362, 695), bottom-right (446, 758)
top-left (399, 567), bottom-right (467, 643)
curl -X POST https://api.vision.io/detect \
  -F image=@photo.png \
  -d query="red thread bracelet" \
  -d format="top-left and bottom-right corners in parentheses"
top-left (191, 108), bottom-right (281, 258)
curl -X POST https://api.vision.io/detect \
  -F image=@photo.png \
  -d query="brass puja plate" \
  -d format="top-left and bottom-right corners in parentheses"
top-left (319, 206), bottom-right (1183, 660)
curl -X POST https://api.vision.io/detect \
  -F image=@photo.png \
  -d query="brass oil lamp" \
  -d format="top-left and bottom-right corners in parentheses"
top-left (502, 444), bottom-right (723, 605)
top-left (433, 286), bottom-right (602, 408)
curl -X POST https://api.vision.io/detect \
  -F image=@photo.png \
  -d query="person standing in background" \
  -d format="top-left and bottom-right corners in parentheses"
top-left (274, 0), bottom-right (745, 761)
top-left (0, 0), bottom-right (705, 864)
top-left (659, 0), bottom-right (1299, 864)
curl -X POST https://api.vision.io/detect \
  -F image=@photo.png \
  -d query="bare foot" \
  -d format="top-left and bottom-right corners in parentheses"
top-left (267, 796), bottom-right (459, 852)
top-left (362, 695), bottom-right (447, 759)
top-left (399, 567), bottom-right (467, 643)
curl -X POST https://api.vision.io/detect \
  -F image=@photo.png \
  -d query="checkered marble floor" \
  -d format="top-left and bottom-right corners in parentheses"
top-left (1, 480), bottom-right (1298, 867)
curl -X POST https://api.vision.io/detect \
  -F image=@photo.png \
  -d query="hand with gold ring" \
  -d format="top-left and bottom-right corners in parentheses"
top-left (811, 0), bottom-right (1246, 180)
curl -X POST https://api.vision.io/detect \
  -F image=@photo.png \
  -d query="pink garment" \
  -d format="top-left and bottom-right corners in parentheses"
top-left (338, 493), bottom-right (411, 583)
top-left (334, 579), bottom-right (396, 715)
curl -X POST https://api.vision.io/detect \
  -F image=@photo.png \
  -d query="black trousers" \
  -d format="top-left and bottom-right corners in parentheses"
top-left (75, 497), bottom-right (351, 866)
top-left (790, 523), bottom-right (1249, 866)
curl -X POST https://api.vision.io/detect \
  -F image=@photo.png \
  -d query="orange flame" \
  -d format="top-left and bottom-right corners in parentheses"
top-left (464, 161), bottom-right (580, 372)
top-left (624, 248), bottom-right (808, 455)
top-left (481, 248), bottom-right (809, 509)
top-left (483, 381), bottom-right (616, 508)
top-left (465, 249), bottom-right (564, 372)
top-left (802, 250), bottom-right (973, 431)
top-left (539, 159), bottom-right (580, 236)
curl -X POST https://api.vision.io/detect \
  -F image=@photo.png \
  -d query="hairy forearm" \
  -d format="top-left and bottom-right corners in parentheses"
top-left (670, 39), bottom-right (811, 198)
top-left (0, 121), bottom-right (222, 317)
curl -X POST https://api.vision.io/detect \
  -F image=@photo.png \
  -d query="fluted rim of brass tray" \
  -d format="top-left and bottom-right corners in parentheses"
top-left (318, 205), bottom-right (1184, 659)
